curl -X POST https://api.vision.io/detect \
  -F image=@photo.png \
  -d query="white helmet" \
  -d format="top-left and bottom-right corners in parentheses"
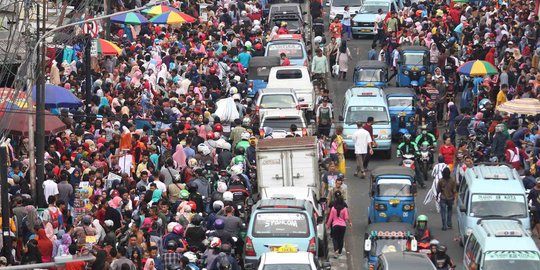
top-left (213, 200), bottom-right (224, 211)
top-left (197, 143), bottom-right (211, 156)
top-left (314, 36), bottom-right (323, 44)
top-left (232, 93), bottom-right (241, 101)
top-left (223, 142), bottom-right (232, 151)
top-left (223, 191), bottom-right (234, 202)
top-left (183, 251), bottom-right (198, 263)
top-left (188, 158), bottom-right (198, 168)
top-left (245, 41), bottom-right (252, 48)
top-left (167, 222), bottom-right (179, 233)
top-left (230, 87), bottom-right (238, 94)
top-left (231, 164), bottom-right (243, 175)
top-left (241, 131), bottom-right (250, 140)
top-left (242, 117), bottom-right (251, 126)
top-left (217, 181), bottom-right (228, 193)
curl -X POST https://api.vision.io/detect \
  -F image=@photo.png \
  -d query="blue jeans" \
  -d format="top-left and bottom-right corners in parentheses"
top-left (342, 25), bottom-right (352, 39)
top-left (439, 199), bottom-right (454, 229)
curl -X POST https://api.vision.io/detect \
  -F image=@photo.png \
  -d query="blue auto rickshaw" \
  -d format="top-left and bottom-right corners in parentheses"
top-left (369, 166), bottom-right (417, 224)
top-left (385, 87), bottom-right (416, 139)
top-left (353, 60), bottom-right (388, 87)
top-left (397, 46), bottom-right (429, 88)
top-left (247, 56), bottom-right (281, 97)
top-left (363, 222), bottom-right (417, 270)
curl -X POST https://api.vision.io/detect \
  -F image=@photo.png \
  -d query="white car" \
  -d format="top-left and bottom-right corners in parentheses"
top-left (246, 249), bottom-right (331, 270)
top-left (260, 109), bottom-right (309, 138)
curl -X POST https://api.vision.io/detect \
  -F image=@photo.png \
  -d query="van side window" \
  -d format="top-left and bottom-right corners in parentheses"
top-left (459, 182), bottom-right (468, 202)
top-left (276, 69), bottom-right (303, 79)
top-left (465, 234), bottom-right (478, 262)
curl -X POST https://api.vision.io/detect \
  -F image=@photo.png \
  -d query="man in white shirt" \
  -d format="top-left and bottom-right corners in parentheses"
top-left (373, 8), bottom-right (385, 45)
top-left (43, 172), bottom-right (59, 205)
top-left (351, 121), bottom-right (373, 178)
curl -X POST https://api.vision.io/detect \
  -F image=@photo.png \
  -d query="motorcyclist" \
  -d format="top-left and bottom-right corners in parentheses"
top-left (230, 148), bottom-right (247, 169)
top-left (179, 251), bottom-right (200, 270)
top-left (187, 182), bottom-right (205, 214)
top-left (190, 169), bottom-right (212, 213)
top-left (216, 139), bottom-right (233, 170)
top-left (414, 215), bottom-right (433, 250)
top-left (203, 162), bottom-right (219, 189)
top-left (162, 239), bottom-right (185, 270)
top-left (428, 239), bottom-right (440, 260)
top-left (163, 224), bottom-right (187, 252)
top-left (195, 143), bottom-right (214, 166)
top-left (184, 214), bottom-right (206, 252)
top-left (207, 200), bottom-right (224, 231)
top-left (415, 125), bottom-right (437, 149)
top-left (228, 164), bottom-right (252, 193)
top-left (209, 218), bottom-right (235, 246)
top-left (431, 245), bottom-right (456, 270)
top-left (235, 131), bottom-right (251, 152)
top-left (245, 136), bottom-right (257, 172)
top-left (397, 133), bottom-right (418, 158)
top-left (203, 237), bottom-right (222, 270)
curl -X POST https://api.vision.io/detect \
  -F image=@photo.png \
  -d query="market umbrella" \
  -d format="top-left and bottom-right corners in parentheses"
top-left (457, 60), bottom-right (498, 76)
top-left (32, 84), bottom-right (83, 108)
top-left (95, 39), bottom-right (123, 55)
top-left (149, 11), bottom-right (196, 25)
top-left (497, 98), bottom-right (540, 115)
top-left (111, 12), bottom-right (149, 25)
top-left (1, 110), bottom-right (66, 136)
top-left (453, 0), bottom-right (468, 3)
top-left (142, 5), bottom-right (180, 16)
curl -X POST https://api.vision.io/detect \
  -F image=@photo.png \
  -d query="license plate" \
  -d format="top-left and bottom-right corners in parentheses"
top-left (361, 29), bottom-right (372, 32)
top-left (271, 246), bottom-right (297, 253)
top-left (398, 112), bottom-right (406, 116)
top-left (389, 199), bottom-right (400, 204)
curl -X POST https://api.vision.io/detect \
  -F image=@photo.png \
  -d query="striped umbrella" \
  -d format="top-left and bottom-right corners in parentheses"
top-left (142, 5), bottom-right (180, 16)
top-left (95, 39), bottom-right (123, 55)
top-left (497, 98), bottom-right (540, 115)
top-left (149, 11), bottom-right (196, 25)
top-left (457, 60), bottom-right (498, 76)
top-left (111, 12), bottom-right (149, 25)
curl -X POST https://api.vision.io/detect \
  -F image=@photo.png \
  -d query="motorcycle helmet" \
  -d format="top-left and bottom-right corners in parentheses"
top-left (206, 132), bottom-right (215, 140)
top-left (205, 162), bottom-right (214, 171)
top-left (421, 141), bottom-right (430, 149)
top-left (217, 182), bottom-right (228, 193)
top-left (180, 189), bottom-right (190, 200)
top-left (167, 222), bottom-right (179, 233)
top-left (230, 164), bottom-right (243, 175)
top-left (214, 218), bottom-right (225, 230)
top-left (337, 173), bottom-right (344, 181)
top-left (495, 123), bottom-right (505, 133)
top-left (82, 215), bottom-right (92, 226)
top-left (183, 251), bottom-right (198, 263)
top-left (241, 131), bottom-right (250, 140)
top-left (191, 213), bottom-right (203, 225)
top-left (478, 98), bottom-right (491, 112)
top-left (223, 191), bottom-right (234, 202)
top-left (173, 224), bottom-right (184, 235)
top-left (213, 200), bottom-right (224, 212)
top-left (429, 239), bottom-right (440, 247)
top-left (209, 67), bottom-right (217, 75)
top-left (210, 237), bottom-right (222, 248)
top-left (214, 123), bottom-right (224, 132)
top-left (188, 158), bottom-right (198, 168)
top-left (166, 239), bottom-right (179, 251)
top-left (403, 133), bottom-right (412, 140)
top-left (416, 214), bottom-right (428, 229)
top-left (242, 117), bottom-right (251, 126)
top-left (187, 201), bottom-right (197, 212)
top-left (232, 93), bottom-right (241, 101)
top-left (437, 245), bottom-right (447, 254)
top-left (230, 87), bottom-right (238, 95)
top-left (198, 143), bottom-right (211, 156)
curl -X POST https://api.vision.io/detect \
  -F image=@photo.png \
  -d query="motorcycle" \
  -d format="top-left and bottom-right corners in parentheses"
top-left (417, 144), bottom-right (432, 186)
top-left (401, 153), bottom-right (416, 170)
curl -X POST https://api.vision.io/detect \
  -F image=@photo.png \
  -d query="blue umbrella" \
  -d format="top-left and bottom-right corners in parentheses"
top-left (110, 12), bottom-right (149, 25)
top-left (32, 84), bottom-right (83, 108)
top-left (5, 101), bottom-right (21, 111)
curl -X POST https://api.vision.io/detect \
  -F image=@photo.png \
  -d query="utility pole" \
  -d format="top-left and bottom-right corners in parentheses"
top-left (104, 0), bottom-right (112, 39)
top-left (35, 0), bottom-right (47, 208)
top-left (24, 0), bottom-right (36, 200)
top-left (84, 34), bottom-right (92, 105)
top-left (0, 143), bottom-right (12, 262)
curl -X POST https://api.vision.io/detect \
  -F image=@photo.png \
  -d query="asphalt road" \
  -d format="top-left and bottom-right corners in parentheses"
top-left (326, 37), bottom-right (465, 270)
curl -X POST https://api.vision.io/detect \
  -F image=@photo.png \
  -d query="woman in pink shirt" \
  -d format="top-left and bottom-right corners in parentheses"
top-left (326, 191), bottom-right (351, 258)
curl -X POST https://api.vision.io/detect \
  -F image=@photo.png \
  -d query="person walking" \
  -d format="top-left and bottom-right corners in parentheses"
top-left (341, 6), bottom-right (352, 41)
top-left (336, 41), bottom-right (352, 80)
top-left (436, 168), bottom-right (457, 231)
top-left (334, 126), bottom-right (346, 174)
top-left (362, 117), bottom-right (375, 171)
top-left (326, 191), bottom-right (351, 258)
top-left (351, 121), bottom-right (373, 178)
top-left (326, 37), bottom-right (339, 78)
top-left (424, 156), bottom-right (448, 213)
top-left (312, 48), bottom-right (329, 84)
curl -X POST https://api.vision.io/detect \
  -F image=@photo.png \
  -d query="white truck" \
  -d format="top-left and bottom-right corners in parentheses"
top-left (256, 136), bottom-right (320, 193)
top-left (267, 66), bottom-right (316, 120)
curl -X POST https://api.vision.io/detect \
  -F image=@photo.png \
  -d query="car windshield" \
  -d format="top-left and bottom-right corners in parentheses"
top-left (272, 19), bottom-right (301, 30)
top-left (359, 4), bottom-right (388, 13)
top-left (371, 239), bottom-right (409, 256)
top-left (263, 265), bottom-right (312, 270)
top-left (333, 0), bottom-right (362, 7)
top-left (249, 66), bottom-right (272, 80)
top-left (378, 183), bottom-right (411, 196)
top-left (403, 52), bottom-right (426, 66)
top-left (262, 117), bottom-right (304, 130)
top-left (470, 194), bottom-right (527, 218)
top-left (252, 212), bottom-right (310, 237)
top-left (356, 69), bottom-right (384, 82)
top-left (387, 97), bottom-right (413, 107)
top-left (483, 251), bottom-right (540, 270)
top-left (260, 95), bottom-right (297, 109)
top-left (345, 106), bottom-right (389, 124)
top-left (267, 43), bottom-right (304, 59)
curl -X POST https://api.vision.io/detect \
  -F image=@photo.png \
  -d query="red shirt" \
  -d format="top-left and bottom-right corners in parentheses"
top-left (281, 58), bottom-right (291, 66)
top-left (65, 261), bottom-right (86, 270)
top-left (439, 144), bottom-right (456, 165)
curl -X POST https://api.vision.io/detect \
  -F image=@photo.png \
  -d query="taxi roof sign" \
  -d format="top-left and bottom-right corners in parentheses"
top-left (495, 229), bottom-right (522, 237)
top-left (271, 34), bottom-right (303, 41)
top-left (357, 92), bottom-right (377, 97)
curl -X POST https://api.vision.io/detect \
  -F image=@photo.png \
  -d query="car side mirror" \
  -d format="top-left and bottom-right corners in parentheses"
top-left (355, 10), bottom-right (359, 14)
top-left (339, 115), bottom-right (344, 122)
top-left (299, 97), bottom-right (305, 102)
top-left (460, 205), bottom-right (467, 213)
top-left (322, 262), bottom-right (332, 270)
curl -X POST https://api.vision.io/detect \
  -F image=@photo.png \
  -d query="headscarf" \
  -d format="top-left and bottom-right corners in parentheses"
top-left (505, 140), bottom-right (517, 152)
top-left (152, 189), bottom-right (162, 203)
top-left (36, 228), bottom-right (53, 261)
top-left (59, 234), bottom-right (72, 256)
top-left (269, 26), bottom-right (279, 40)
top-left (172, 144), bottom-right (187, 169)
top-left (25, 205), bottom-right (38, 235)
top-left (109, 196), bottom-right (122, 209)
top-left (143, 258), bottom-right (157, 270)
top-left (425, 33), bottom-right (433, 48)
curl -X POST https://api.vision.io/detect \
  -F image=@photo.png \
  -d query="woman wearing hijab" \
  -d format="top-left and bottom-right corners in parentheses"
top-left (56, 233), bottom-right (72, 256)
top-left (172, 144), bottom-right (187, 169)
top-left (143, 258), bottom-right (157, 270)
top-left (326, 191), bottom-right (351, 258)
top-left (336, 41), bottom-right (352, 80)
top-left (36, 228), bottom-right (53, 263)
top-left (269, 26), bottom-right (279, 40)
top-left (92, 250), bottom-right (111, 270)
top-left (425, 32), bottom-right (433, 48)
top-left (21, 239), bottom-right (42, 265)
top-left (429, 43), bottom-right (440, 73)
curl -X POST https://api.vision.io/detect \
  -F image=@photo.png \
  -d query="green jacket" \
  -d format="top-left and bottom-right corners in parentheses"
top-left (397, 141), bottom-right (418, 156)
top-left (415, 133), bottom-right (437, 147)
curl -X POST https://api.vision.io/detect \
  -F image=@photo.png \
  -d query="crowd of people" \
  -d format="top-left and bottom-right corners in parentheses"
top-left (0, 0), bottom-right (540, 268)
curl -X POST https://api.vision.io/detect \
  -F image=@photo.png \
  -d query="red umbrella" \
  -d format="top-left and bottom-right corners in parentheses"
top-left (1, 110), bottom-right (66, 136)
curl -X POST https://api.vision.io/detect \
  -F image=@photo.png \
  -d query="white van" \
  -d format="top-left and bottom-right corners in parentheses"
top-left (267, 66), bottom-right (315, 120)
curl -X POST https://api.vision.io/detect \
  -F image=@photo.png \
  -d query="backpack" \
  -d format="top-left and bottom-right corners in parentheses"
top-left (49, 208), bottom-right (61, 229)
